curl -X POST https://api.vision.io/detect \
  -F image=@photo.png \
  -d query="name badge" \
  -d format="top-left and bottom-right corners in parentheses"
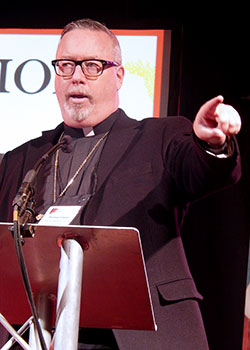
top-left (38, 205), bottom-right (82, 226)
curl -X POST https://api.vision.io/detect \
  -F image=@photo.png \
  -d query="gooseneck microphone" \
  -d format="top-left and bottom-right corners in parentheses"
top-left (12, 135), bottom-right (72, 214)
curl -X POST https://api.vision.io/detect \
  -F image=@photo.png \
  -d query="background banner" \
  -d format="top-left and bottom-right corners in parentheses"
top-left (0, 29), bottom-right (170, 153)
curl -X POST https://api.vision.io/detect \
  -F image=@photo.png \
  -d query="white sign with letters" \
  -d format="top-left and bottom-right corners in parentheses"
top-left (0, 30), bottom-right (165, 153)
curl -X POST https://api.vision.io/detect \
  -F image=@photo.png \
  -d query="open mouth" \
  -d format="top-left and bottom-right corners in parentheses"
top-left (69, 93), bottom-right (88, 102)
top-left (66, 88), bottom-right (91, 102)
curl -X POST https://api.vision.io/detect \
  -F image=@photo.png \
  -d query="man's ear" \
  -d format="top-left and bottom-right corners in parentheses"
top-left (116, 65), bottom-right (125, 90)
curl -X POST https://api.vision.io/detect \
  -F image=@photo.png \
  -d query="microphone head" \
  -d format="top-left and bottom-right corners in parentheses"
top-left (61, 135), bottom-right (73, 153)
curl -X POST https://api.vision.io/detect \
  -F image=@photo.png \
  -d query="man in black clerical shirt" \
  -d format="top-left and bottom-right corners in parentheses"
top-left (0, 18), bottom-right (242, 350)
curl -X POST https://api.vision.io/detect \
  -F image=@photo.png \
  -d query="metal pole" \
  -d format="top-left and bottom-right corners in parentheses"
top-left (28, 293), bottom-right (53, 350)
top-left (1, 316), bottom-right (33, 350)
top-left (0, 313), bottom-right (32, 350)
top-left (53, 239), bottom-right (83, 350)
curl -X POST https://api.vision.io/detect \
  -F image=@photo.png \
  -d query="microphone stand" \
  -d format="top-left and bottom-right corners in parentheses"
top-left (12, 205), bottom-right (48, 350)
top-left (11, 135), bottom-right (72, 350)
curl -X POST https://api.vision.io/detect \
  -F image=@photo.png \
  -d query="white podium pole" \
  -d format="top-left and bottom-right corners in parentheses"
top-left (53, 239), bottom-right (83, 350)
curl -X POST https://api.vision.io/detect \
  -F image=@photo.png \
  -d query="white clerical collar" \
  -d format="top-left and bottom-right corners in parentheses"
top-left (82, 126), bottom-right (95, 137)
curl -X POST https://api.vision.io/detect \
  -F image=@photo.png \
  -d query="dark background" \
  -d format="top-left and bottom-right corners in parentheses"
top-left (1, 3), bottom-right (250, 349)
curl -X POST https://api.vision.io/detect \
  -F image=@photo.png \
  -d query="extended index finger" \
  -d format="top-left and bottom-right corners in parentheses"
top-left (203, 95), bottom-right (224, 115)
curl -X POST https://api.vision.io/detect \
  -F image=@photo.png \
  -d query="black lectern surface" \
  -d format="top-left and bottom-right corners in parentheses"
top-left (0, 223), bottom-right (156, 331)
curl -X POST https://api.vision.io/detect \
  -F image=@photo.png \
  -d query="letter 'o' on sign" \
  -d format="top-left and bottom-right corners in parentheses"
top-left (14, 59), bottom-right (51, 94)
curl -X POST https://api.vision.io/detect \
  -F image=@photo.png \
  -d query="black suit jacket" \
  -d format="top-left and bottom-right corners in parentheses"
top-left (0, 109), bottom-right (241, 348)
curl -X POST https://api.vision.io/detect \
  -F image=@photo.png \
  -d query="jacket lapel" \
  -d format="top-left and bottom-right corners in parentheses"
top-left (21, 123), bottom-right (64, 176)
top-left (95, 110), bottom-right (139, 192)
top-left (83, 111), bottom-right (140, 223)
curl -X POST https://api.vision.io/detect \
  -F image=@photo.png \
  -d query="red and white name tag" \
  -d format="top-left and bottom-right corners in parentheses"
top-left (38, 205), bottom-right (82, 226)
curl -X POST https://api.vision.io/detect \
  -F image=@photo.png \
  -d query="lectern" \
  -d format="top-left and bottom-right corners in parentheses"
top-left (0, 223), bottom-right (156, 349)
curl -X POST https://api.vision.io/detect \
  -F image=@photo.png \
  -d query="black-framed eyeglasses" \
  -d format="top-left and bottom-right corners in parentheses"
top-left (51, 59), bottom-right (119, 78)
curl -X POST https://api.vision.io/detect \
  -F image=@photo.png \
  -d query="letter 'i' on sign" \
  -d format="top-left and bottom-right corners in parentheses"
top-left (0, 59), bottom-right (12, 93)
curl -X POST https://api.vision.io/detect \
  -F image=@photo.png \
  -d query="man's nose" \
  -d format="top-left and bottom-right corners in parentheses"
top-left (71, 65), bottom-right (87, 82)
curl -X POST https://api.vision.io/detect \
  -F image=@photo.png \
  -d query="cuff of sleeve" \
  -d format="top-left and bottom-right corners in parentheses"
top-left (194, 134), bottom-right (234, 159)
